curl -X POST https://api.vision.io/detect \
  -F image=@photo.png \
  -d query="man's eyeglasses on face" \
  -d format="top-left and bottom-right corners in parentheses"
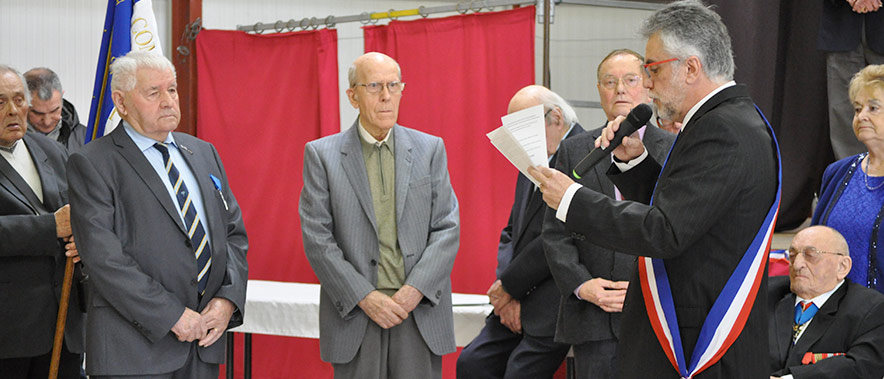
top-left (600, 74), bottom-right (642, 90)
top-left (355, 81), bottom-right (406, 94)
top-left (642, 57), bottom-right (679, 78)
top-left (787, 246), bottom-right (845, 264)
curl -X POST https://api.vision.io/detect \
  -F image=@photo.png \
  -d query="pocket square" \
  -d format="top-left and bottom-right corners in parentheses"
top-left (802, 352), bottom-right (845, 365)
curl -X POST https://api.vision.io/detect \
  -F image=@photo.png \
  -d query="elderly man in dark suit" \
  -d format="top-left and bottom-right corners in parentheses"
top-left (456, 85), bottom-right (580, 378)
top-left (769, 225), bottom-right (884, 379)
top-left (542, 49), bottom-right (675, 379)
top-left (66, 51), bottom-right (248, 378)
top-left (530, 1), bottom-right (779, 378)
top-left (0, 65), bottom-right (84, 379)
top-left (299, 52), bottom-right (460, 379)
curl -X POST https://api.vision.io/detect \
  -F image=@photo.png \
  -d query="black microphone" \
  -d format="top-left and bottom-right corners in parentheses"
top-left (572, 103), bottom-right (653, 179)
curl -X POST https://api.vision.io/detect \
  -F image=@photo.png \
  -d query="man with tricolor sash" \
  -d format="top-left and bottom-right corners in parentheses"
top-left (529, 1), bottom-right (780, 377)
top-left (768, 226), bottom-right (884, 379)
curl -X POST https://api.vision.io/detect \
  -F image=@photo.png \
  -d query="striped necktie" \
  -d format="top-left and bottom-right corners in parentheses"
top-left (154, 143), bottom-right (212, 295)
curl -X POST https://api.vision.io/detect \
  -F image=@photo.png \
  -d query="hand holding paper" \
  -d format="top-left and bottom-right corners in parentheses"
top-left (487, 104), bottom-right (548, 186)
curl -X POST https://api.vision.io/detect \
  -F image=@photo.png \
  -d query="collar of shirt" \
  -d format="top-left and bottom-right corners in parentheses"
top-left (357, 119), bottom-right (392, 145)
top-left (680, 81), bottom-right (736, 131)
top-left (123, 121), bottom-right (177, 151)
top-left (0, 139), bottom-right (20, 154)
top-left (795, 279), bottom-right (845, 310)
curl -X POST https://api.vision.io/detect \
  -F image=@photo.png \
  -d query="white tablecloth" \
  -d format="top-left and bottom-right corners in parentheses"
top-left (229, 280), bottom-right (492, 346)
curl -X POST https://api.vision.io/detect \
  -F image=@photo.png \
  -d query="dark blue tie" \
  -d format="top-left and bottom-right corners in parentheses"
top-left (155, 143), bottom-right (212, 295)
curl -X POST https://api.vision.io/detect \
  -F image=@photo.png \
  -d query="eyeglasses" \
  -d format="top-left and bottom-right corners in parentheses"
top-left (355, 81), bottom-right (406, 94)
top-left (600, 74), bottom-right (642, 90)
top-left (642, 57), bottom-right (679, 78)
top-left (787, 246), bottom-right (846, 264)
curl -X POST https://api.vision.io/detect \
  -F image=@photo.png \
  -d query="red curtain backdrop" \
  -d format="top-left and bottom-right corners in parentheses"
top-left (196, 28), bottom-right (339, 378)
top-left (365, 6), bottom-right (536, 295)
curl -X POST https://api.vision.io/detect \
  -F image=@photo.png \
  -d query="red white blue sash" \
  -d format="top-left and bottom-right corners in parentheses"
top-left (638, 105), bottom-right (781, 378)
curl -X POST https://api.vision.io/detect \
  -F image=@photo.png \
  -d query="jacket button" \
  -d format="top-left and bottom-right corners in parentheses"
top-left (370, 259), bottom-right (377, 266)
top-left (435, 290), bottom-right (441, 299)
top-left (185, 239), bottom-right (192, 248)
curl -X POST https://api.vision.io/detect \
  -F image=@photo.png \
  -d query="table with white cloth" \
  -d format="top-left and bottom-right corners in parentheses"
top-left (225, 280), bottom-right (493, 378)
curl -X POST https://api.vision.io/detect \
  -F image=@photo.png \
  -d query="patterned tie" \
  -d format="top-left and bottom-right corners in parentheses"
top-left (154, 143), bottom-right (212, 295)
top-left (792, 301), bottom-right (819, 343)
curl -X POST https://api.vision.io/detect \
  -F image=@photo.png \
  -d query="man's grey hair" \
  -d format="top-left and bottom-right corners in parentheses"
top-left (347, 56), bottom-right (402, 88)
top-left (639, 0), bottom-right (734, 82)
top-left (0, 64), bottom-right (31, 105)
top-left (110, 51), bottom-right (176, 92)
top-left (24, 67), bottom-right (63, 101)
top-left (538, 89), bottom-right (579, 125)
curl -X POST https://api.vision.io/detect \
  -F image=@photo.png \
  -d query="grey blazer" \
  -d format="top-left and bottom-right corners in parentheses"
top-left (299, 121), bottom-right (460, 363)
top-left (0, 133), bottom-right (85, 359)
top-left (67, 126), bottom-right (248, 375)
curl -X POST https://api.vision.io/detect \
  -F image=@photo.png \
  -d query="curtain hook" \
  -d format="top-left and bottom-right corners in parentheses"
top-left (418, 6), bottom-right (429, 18)
top-left (456, 1), bottom-right (469, 14)
top-left (286, 19), bottom-right (296, 32)
top-left (325, 15), bottom-right (336, 29)
top-left (274, 20), bottom-right (284, 34)
top-left (254, 22), bottom-right (264, 34)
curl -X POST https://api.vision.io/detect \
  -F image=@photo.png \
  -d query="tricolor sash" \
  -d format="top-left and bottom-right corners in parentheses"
top-left (638, 105), bottom-right (781, 378)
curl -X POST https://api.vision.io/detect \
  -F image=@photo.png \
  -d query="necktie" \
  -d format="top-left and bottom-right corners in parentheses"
top-left (792, 301), bottom-right (819, 343)
top-left (154, 143), bottom-right (212, 295)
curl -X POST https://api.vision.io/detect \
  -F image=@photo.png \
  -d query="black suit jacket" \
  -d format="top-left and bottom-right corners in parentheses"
top-left (563, 85), bottom-right (778, 378)
top-left (498, 125), bottom-right (582, 336)
top-left (543, 123), bottom-right (674, 345)
top-left (769, 276), bottom-right (884, 379)
top-left (0, 133), bottom-right (85, 358)
top-left (819, 0), bottom-right (884, 54)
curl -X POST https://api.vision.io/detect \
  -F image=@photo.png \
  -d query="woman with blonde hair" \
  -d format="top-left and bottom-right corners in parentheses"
top-left (813, 64), bottom-right (884, 293)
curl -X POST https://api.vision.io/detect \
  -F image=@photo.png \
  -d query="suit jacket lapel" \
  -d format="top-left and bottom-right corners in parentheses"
top-left (0, 139), bottom-right (47, 214)
top-left (340, 121), bottom-right (377, 233)
top-left (176, 137), bottom-right (224, 245)
top-left (26, 135), bottom-right (61, 210)
top-left (110, 126), bottom-right (187, 235)
top-left (393, 126), bottom-right (413, 225)
top-left (774, 294), bottom-right (797, 365)
top-left (512, 174), bottom-right (534, 244)
top-left (788, 284), bottom-right (849, 365)
top-left (0, 156), bottom-right (39, 214)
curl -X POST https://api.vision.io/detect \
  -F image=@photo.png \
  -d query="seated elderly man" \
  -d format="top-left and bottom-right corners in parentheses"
top-left (769, 225), bottom-right (884, 379)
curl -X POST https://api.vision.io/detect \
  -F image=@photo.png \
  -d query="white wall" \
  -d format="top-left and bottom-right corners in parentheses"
top-left (0, 0), bottom-right (171, 126)
top-left (0, 0), bottom-right (653, 131)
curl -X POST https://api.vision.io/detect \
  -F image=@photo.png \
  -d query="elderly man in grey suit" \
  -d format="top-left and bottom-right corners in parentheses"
top-left (0, 65), bottom-right (84, 379)
top-left (299, 52), bottom-right (460, 379)
top-left (66, 51), bottom-right (248, 378)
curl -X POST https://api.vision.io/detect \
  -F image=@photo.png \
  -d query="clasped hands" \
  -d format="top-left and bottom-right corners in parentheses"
top-left (488, 280), bottom-right (521, 334)
top-left (849, 0), bottom-right (882, 14)
top-left (171, 297), bottom-right (235, 347)
top-left (528, 115), bottom-right (645, 210)
top-left (358, 284), bottom-right (423, 329)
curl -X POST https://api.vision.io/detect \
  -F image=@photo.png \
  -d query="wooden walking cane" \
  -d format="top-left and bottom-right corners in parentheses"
top-left (48, 256), bottom-right (75, 379)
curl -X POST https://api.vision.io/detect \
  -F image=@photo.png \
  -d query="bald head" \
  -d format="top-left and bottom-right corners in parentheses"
top-left (345, 52), bottom-right (404, 140)
top-left (789, 226), bottom-right (852, 299)
top-left (507, 85), bottom-right (577, 157)
top-left (348, 52), bottom-right (401, 88)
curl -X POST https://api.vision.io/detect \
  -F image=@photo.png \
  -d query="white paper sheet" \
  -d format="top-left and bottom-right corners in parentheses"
top-left (487, 104), bottom-right (548, 186)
